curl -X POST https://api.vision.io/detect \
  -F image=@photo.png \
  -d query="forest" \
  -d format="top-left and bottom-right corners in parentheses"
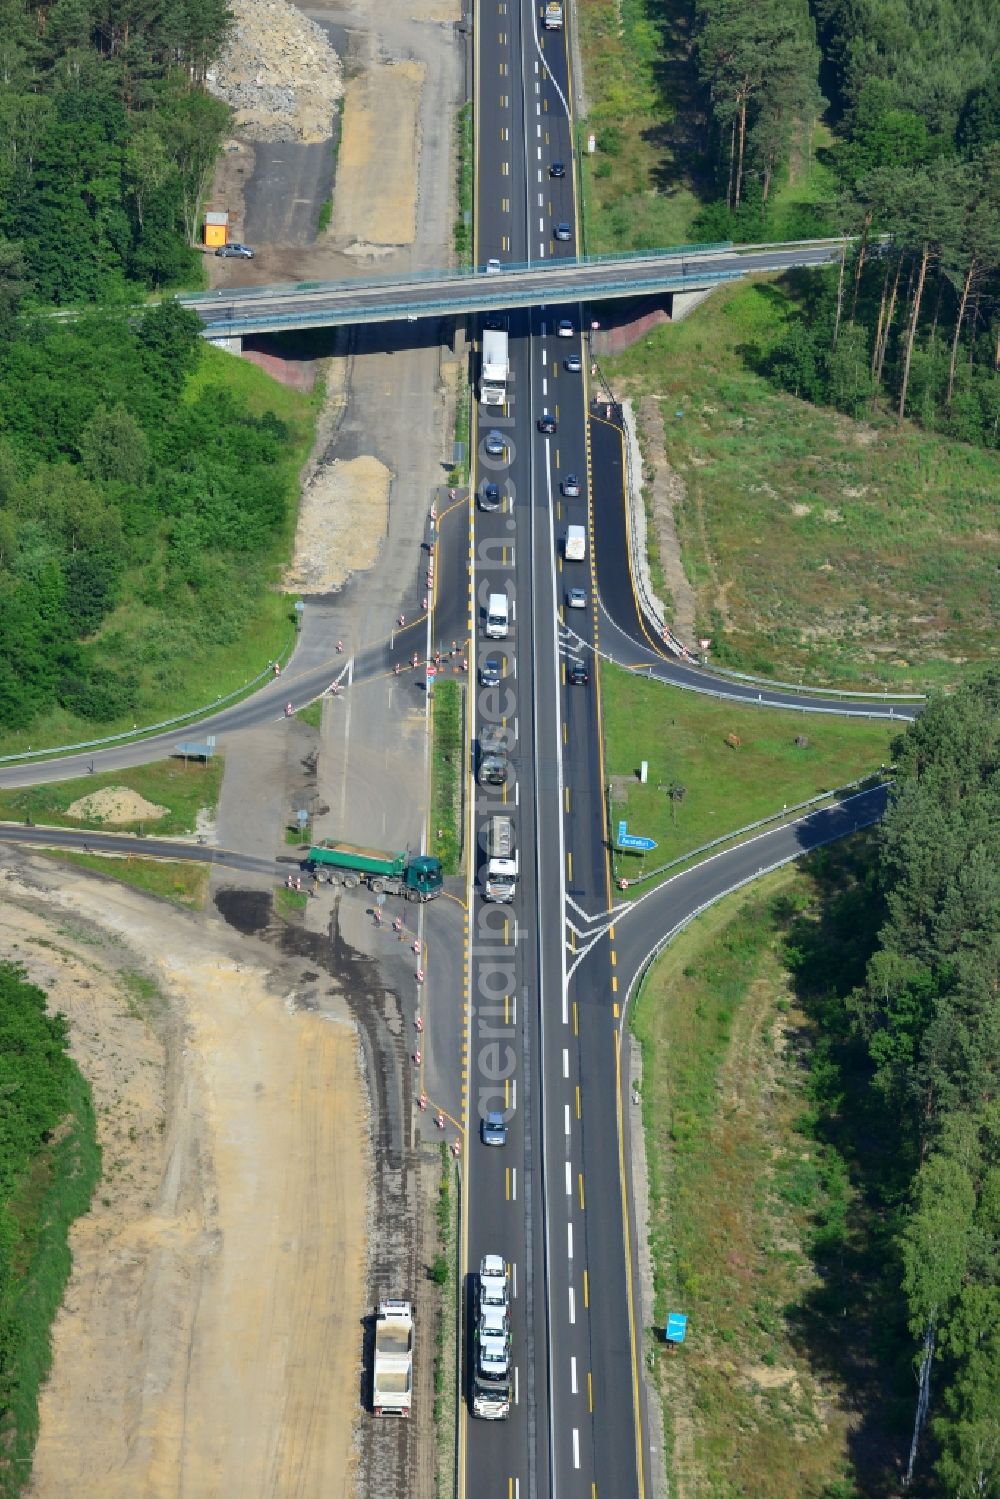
top-left (0, 963), bottom-right (98, 1495)
top-left (784, 673), bottom-right (1000, 1495)
top-left (0, 0), bottom-right (232, 303)
top-left (689, 0), bottom-right (1000, 447)
top-left (0, 302), bottom-right (303, 734)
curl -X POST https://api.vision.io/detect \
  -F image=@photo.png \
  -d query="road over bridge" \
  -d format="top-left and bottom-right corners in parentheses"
top-left (181, 239), bottom-right (844, 338)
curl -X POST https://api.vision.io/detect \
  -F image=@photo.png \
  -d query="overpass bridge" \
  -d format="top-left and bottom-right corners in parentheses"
top-left (179, 238), bottom-right (844, 339)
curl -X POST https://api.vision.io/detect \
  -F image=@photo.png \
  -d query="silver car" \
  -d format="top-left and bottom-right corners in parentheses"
top-left (566, 586), bottom-right (588, 609)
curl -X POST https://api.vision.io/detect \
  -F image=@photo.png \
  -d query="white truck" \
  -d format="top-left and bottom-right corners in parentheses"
top-left (544, 1), bottom-right (564, 29)
top-left (473, 1256), bottom-right (512, 1419)
top-left (484, 814), bottom-right (517, 903)
top-left (372, 1299), bottom-right (413, 1417)
top-left (565, 524), bottom-right (587, 562)
top-left (481, 329), bottom-right (509, 406)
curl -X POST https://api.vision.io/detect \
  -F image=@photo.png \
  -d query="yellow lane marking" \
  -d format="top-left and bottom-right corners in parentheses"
top-left (613, 1002), bottom-right (620, 1018)
top-left (573, 1001), bottom-right (579, 1035)
top-left (567, 851), bottom-right (573, 882)
top-left (583, 1269), bottom-right (589, 1307)
top-left (505, 1167), bottom-right (511, 1201)
top-left (564, 786), bottom-right (570, 813)
top-left (575, 1084), bottom-right (581, 1119)
top-left (588, 1370), bottom-right (594, 1413)
top-left (578, 1174), bottom-right (585, 1211)
top-left (611, 950), bottom-right (617, 967)
top-left (612, 975), bottom-right (618, 993)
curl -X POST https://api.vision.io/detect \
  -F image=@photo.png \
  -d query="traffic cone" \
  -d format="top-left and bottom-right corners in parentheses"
top-left (415, 1015), bottom-right (423, 1032)
top-left (418, 1093), bottom-right (427, 1110)
top-left (337, 640), bottom-right (344, 653)
top-left (414, 1049), bottom-right (422, 1065)
top-left (416, 968), bottom-right (424, 983)
top-left (436, 1113), bottom-right (445, 1129)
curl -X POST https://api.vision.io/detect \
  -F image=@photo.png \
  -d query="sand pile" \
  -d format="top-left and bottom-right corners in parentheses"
top-left (66, 788), bottom-right (168, 825)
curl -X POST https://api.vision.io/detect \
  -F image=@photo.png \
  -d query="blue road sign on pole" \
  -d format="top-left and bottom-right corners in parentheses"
top-left (665, 1313), bottom-right (688, 1344)
top-left (617, 820), bottom-right (658, 853)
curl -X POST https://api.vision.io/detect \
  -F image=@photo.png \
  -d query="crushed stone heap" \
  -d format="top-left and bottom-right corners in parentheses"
top-left (207, 0), bottom-right (344, 144)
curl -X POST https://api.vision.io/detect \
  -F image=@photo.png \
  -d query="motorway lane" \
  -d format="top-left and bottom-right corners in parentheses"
top-left (588, 409), bottom-right (921, 722)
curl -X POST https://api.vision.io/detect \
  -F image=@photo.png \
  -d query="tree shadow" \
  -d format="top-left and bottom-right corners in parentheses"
top-left (640, 0), bottom-right (715, 203)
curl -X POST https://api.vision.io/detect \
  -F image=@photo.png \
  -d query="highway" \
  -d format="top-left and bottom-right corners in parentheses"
top-left (463, 2), bottom-right (641, 1495)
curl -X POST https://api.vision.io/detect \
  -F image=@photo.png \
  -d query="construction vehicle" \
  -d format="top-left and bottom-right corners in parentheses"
top-left (306, 842), bottom-right (443, 901)
top-left (372, 1300), bottom-right (413, 1416)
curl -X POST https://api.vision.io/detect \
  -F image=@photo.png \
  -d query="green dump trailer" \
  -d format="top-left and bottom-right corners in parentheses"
top-left (305, 842), bottom-right (443, 901)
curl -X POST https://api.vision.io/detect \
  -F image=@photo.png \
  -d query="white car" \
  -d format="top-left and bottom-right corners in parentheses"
top-left (557, 319), bottom-right (574, 338)
top-left (566, 586), bottom-right (588, 609)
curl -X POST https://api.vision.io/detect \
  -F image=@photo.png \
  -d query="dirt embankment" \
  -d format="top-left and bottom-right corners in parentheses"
top-left (10, 859), bottom-right (367, 1499)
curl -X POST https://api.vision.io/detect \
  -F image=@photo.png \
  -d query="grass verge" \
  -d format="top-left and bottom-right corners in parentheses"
top-left (39, 851), bottom-right (210, 909)
top-left (606, 280), bottom-right (1000, 688)
top-left (295, 699), bottom-right (324, 730)
top-left (454, 101), bottom-right (473, 268)
top-left (0, 1066), bottom-right (99, 1498)
top-left (0, 759), bottom-right (224, 837)
top-left (275, 886), bottom-right (308, 920)
top-left (602, 665), bottom-right (895, 884)
top-left (632, 862), bottom-right (886, 1495)
top-left (429, 682), bottom-right (464, 876)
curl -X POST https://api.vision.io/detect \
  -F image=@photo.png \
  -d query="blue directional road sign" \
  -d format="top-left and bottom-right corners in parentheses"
top-left (665, 1312), bottom-right (688, 1344)
top-left (617, 820), bottom-right (657, 854)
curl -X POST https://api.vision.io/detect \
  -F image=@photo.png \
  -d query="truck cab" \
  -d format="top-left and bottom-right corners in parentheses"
top-left (404, 855), bottom-right (445, 899)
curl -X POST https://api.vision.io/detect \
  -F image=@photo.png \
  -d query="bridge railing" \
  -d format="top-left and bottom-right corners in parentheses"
top-left (180, 242), bottom-right (735, 305)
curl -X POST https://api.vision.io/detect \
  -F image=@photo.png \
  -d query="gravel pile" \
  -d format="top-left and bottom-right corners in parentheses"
top-left (207, 0), bottom-right (344, 144)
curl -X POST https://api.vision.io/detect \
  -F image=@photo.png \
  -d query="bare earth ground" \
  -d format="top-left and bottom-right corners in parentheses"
top-left (286, 454), bottom-right (391, 592)
top-left (331, 62), bottom-right (424, 253)
top-left (11, 855), bottom-right (366, 1499)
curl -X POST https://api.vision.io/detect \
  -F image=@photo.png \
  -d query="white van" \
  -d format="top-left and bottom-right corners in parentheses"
top-left (485, 593), bottom-right (509, 639)
top-left (565, 524), bottom-right (586, 562)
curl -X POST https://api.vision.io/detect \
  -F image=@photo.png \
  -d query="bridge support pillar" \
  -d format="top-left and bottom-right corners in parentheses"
top-left (669, 287), bottom-right (716, 322)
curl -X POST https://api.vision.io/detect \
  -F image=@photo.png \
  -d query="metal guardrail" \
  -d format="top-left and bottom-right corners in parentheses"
top-left (181, 243), bottom-right (737, 307)
top-left (609, 774), bottom-right (889, 889)
top-left (0, 633), bottom-right (297, 766)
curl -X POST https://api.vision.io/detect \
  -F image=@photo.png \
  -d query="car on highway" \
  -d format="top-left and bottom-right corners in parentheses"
top-left (483, 430), bottom-right (508, 457)
top-left (481, 1111), bottom-right (508, 1146)
top-left (549, 161), bottom-right (566, 178)
top-left (561, 473), bottom-right (581, 497)
top-left (215, 242), bottom-right (255, 258)
top-left (537, 411), bottom-right (557, 434)
top-left (480, 658), bottom-right (501, 688)
top-left (564, 353), bottom-right (582, 373)
top-left (554, 222), bottom-right (573, 242)
top-left (479, 481), bottom-right (501, 511)
top-left (566, 586), bottom-right (588, 610)
top-left (557, 319), bottom-right (574, 337)
top-left (486, 258), bottom-right (502, 273)
top-left (567, 659), bottom-right (590, 685)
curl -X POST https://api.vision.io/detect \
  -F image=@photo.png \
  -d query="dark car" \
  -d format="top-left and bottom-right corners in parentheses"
top-left (215, 242), bottom-right (254, 258)
top-left (567, 660), bottom-right (590, 685)
top-left (537, 412), bottom-right (557, 434)
top-left (480, 658), bottom-right (501, 688)
top-left (549, 161), bottom-right (566, 179)
top-left (479, 482), bottom-right (501, 511)
top-left (484, 430), bottom-right (507, 457)
top-left (562, 473), bottom-right (581, 497)
top-left (554, 222), bottom-right (573, 242)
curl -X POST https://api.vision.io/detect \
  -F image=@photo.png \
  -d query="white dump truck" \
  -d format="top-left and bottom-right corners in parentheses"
top-left (372, 1299), bottom-right (413, 1417)
top-left (484, 814), bottom-right (518, 903)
